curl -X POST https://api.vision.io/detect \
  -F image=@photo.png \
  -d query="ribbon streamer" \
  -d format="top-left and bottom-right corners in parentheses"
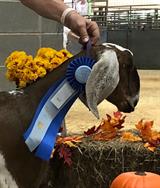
top-left (24, 53), bottom-right (95, 160)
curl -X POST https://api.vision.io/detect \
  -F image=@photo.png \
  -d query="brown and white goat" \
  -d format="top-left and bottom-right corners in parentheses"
top-left (0, 43), bottom-right (140, 188)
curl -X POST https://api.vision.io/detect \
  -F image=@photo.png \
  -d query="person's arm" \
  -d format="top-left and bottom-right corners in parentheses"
top-left (20, 0), bottom-right (67, 22)
top-left (20, 0), bottom-right (100, 44)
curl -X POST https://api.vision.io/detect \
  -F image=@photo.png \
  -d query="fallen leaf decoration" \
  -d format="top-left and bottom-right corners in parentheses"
top-left (93, 131), bottom-right (117, 141)
top-left (135, 120), bottom-right (153, 141)
top-left (135, 119), bottom-right (160, 149)
top-left (92, 112), bottom-right (126, 141)
top-left (58, 144), bottom-right (72, 166)
top-left (149, 132), bottom-right (160, 146)
top-left (121, 131), bottom-right (142, 142)
top-left (144, 142), bottom-right (156, 152)
top-left (52, 135), bottom-right (83, 166)
top-left (113, 111), bottom-right (123, 119)
top-left (53, 111), bottom-right (160, 166)
top-left (84, 125), bottom-right (100, 136)
top-left (56, 135), bottom-right (83, 145)
top-left (93, 118), bottom-right (117, 141)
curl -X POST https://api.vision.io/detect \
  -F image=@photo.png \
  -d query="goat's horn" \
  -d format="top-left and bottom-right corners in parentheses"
top-left (85, 49), bottom-right (120, 119)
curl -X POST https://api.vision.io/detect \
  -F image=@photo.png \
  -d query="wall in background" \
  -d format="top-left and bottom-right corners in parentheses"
top-left (107, 30), bottom-right (160, 69)
top-left (0, 0), bottom-right (63, 91)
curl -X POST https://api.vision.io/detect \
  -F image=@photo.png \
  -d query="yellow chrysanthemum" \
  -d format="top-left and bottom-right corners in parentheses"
top-left (36, 67), bottom-right (47, 78)
top-left (37, 48), bottom-right (57, 60)
top-left (19, 79), bottom-right (27, 88)
top-left (59, 49), bottom-right (73, 58)
top-left (29, 72), bottom-right (39, 81)
top-left (51, 57), bottom-right (63, 65)
top-left (5, 51), bottom-right (27, 65)
top-left (5, 47), bottom-right (73, 88)
top-left (55, 51), bottom-right (65, 59)
top-left (6, 70), bottom-right (16, 81)
top-left (25, 56), bottom-right (34, 69)
top-left (34, 56), bottom-right (50, 70)
top-left (6, 61), bottom-right (17, 70)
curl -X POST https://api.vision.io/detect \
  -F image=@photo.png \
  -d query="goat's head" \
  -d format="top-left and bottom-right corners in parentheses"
top-left (79, 43), bottom-right (140, 118)
top-left (106, 44), bottom-right (140, 113)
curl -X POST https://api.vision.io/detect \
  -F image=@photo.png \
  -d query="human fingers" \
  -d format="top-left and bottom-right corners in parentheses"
top-left (65, 12), bottom-right (89, 43)
top-left (86, 20), bottom-right (100, 45)
top-left (64, 11), bottom-right (99, 44)
top-left (78, 25), bottom-right (89, 43)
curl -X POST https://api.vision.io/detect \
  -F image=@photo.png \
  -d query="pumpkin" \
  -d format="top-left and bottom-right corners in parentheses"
top-left (110, 171), bottom-right (160, 188)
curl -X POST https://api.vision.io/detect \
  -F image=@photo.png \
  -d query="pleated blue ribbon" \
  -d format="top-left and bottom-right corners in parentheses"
top-left (24, 54), bottom-right (95, 160)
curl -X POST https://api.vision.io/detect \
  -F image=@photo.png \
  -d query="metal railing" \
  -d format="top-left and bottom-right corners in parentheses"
top-left (88, 4), bottom-right (160, 30)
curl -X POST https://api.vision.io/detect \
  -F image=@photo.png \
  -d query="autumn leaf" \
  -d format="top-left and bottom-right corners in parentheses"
top-left (135, 119), bottom-right (160, 151)
top-left (135, 120), bottom-right (153, 141)
top-left (110, 114), bottom-right (126, 129)
top-left (56, 135), bottom-right (83, 145)
top-left (144, 142), bottom-right (156, 152)
top-left (99, 118), bottom-right (115, 132)
top-left (93, 131), bottom-right (117, 141)
top-left (113, 111), bottom-right (126, 128)
top-left (84, 125), bottom-right (100, 136)
top-left (148, 131), bottom-right (160, 146)
top-left (113, 111), bottom-right (123, 119)
top-left (101, 113), bottom-right (126, 131)
top-left (84, 112), bottom-right (126, 141)
top-left (121, 131), bottom-right (142, 142)
top-left (54, 136), bottom-right (83, 166)
top-left (63, 141), bottom-right (77, 148)
top-left (92, 114), bottom-right (125, 141)
top-left (58, 144), bottom-right (72, 166)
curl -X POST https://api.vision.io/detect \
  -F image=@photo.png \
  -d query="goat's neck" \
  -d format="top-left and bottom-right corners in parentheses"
top-left (24, 61), bottom-right (68, 103)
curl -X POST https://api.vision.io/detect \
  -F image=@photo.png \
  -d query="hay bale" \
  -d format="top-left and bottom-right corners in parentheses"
top-left (49, 137), bottom-right (160, 188)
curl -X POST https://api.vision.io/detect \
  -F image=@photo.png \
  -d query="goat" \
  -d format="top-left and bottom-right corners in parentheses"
top-left (0, 43), bottom-right (140, 188)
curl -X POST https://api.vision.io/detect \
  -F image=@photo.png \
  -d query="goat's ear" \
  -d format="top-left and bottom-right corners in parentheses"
top-left (85, 49), bottom-right (120, 119)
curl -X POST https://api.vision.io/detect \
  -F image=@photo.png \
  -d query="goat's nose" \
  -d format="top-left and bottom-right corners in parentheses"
top-left (125, 101), bottom-right (135, 112)
top-left (118, 100), bottom-right (134, 113)
top-left (127, 94), bottom-right (139, 108)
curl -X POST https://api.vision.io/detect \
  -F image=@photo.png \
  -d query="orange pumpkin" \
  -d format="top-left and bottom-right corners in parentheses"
top-left (110, 171), bottom-right (160, 188)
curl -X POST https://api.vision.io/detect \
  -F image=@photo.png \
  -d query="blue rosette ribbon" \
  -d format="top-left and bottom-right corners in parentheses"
top-left (24, 55), bottom-right (95, 160)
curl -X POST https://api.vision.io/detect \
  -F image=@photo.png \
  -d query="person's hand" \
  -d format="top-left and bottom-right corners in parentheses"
top-left (65, 11), bottom-right (100, 45)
